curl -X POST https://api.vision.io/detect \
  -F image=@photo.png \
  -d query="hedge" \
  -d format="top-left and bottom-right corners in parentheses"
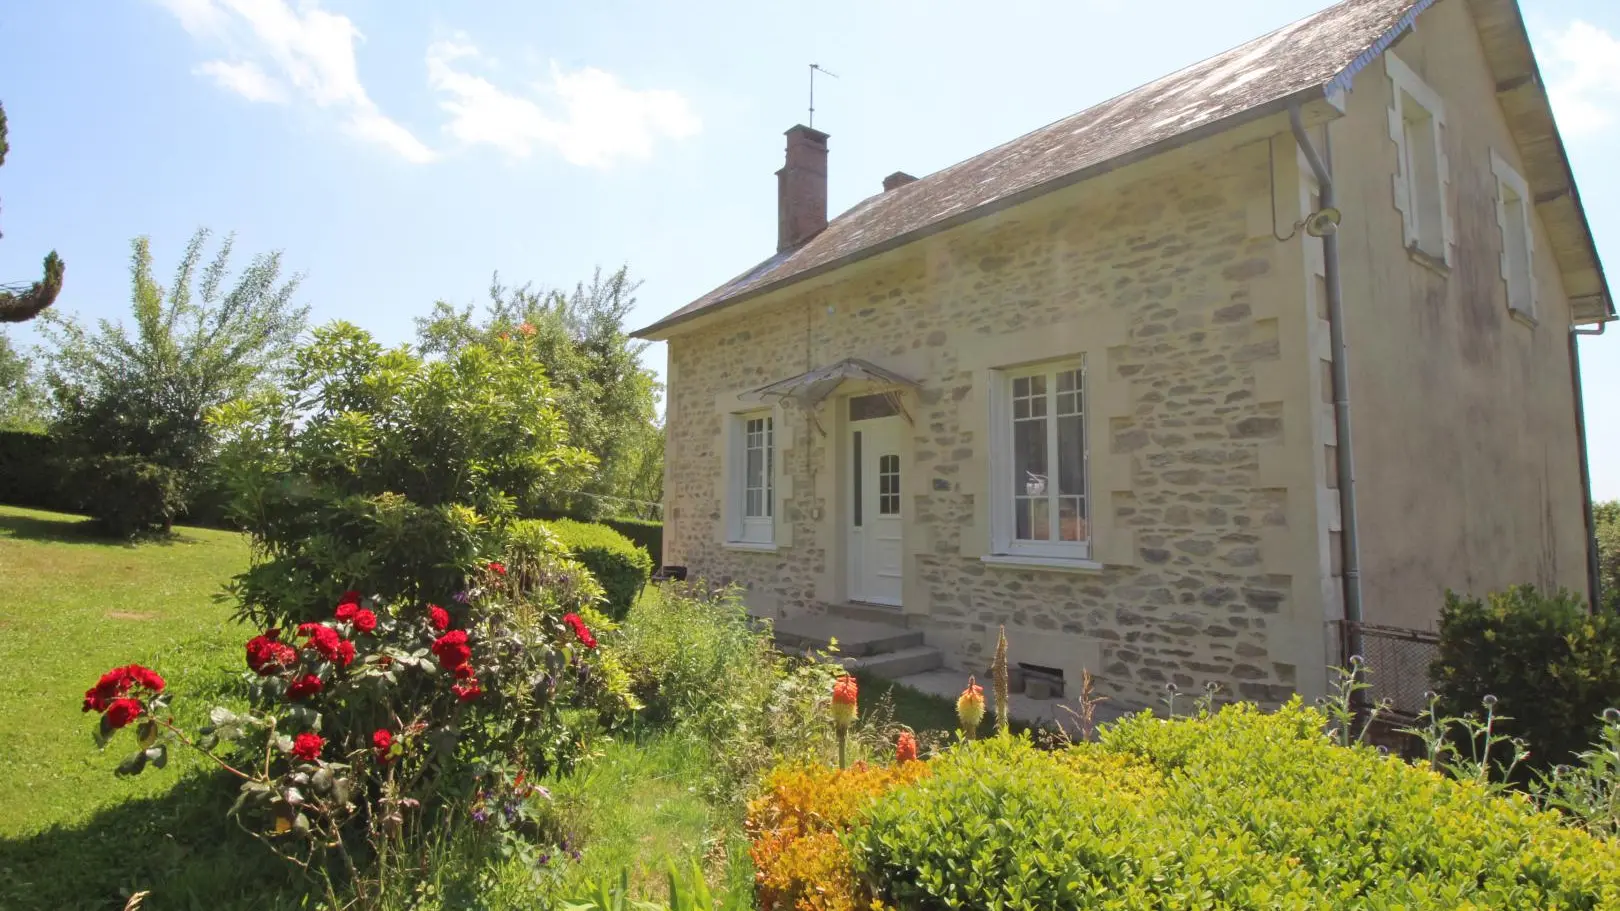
top-left (600, 516), bottom-right (663, 564)
top-left (540, 518), bottom-right (652, 620)
top-left (843, 703), bottom-right (1620, 909)
top-left (0, 429), bottom-right (65, 511)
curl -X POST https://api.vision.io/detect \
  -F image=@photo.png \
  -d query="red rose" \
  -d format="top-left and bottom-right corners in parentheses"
top-left (335, 639), bottom-right (356, 667)
top-left (291, 731), bottom-right (325, 762)
top-left (104, 697), bottom-right (143, 729)
top-left (338, 590), bottom-right (362, 606)
top-left (372, 728), bottom-right (394, 762)
top-left (453, 664), bottom-right (477, 680)
top-left (353, 609), bottom-right (377, 633)
top-left (452, 680), bottom-right (483, 702)
top-left (287, 674), bottom-right (324, 701)
top-left (335, 602), bottom-right (359, 622)
top-left (431, 630), bottom-right (471, 671)
top-left (300, 624), bottom-right (342, 662)
top-left (428, 605), bottom-right (450, 631)
top-left (82, 664), bottom-right (166, 712)
top-left (246, 634), bottom-right (283, 673)
top-left (125, 665), bottom-right (166, 693)
top-left (488, 561), bottom-right (506, 576)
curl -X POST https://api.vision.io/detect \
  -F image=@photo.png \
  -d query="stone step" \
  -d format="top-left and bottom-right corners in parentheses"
top-left (770, 613), bottom-right (926, 658)
top-left (824, 602), bottom-right (911, 627)
top-left (844, 645), bottom-right (944, 678)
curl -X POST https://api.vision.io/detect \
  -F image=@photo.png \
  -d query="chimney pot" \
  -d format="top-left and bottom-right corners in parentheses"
top-left (882, 171), bottom-right (918, 192)
top-left (777, 124), bottom-right (829, 252)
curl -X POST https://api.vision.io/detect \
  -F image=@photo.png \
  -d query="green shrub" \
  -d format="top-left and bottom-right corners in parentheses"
top-left (0, 429), bottom-right (64, 511)
top-left (543, 518), bottom-right (651, 620)
top-left (600, 517), bottom-right (662, 564)
top-left (1432, 585), bottom-right (1620, 769)
top-left (71, 455), bottom-right (186, 537)
top-left (850, 703), bottom-right (1620, 910)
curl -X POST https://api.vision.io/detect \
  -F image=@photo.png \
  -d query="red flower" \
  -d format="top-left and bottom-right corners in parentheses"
top-left (246, 634), bottom-right (297, 675)
top-left (291, 731), bottom-right (325, 762)
top-left (453, 664), bottom-right (477, 680)
top-left (563, 613), bottom-right (598, 649)
top-left (895, 730), bottom-right (919, 764)
top-left (299, 624), bottom-right (343, 662)
top-left (335, 639), bottom-right (356, 668)
top-left (126, 666), bottom-right (166, 693)
top-left (372, 728), bottom-right (394, 762)
top-left (335, 602), bottom-right (358, 622)
top-left (353, 609), bottom-right (378, 633)
top-left (82, 664), bottom-right (165, 712)
top-left (432, 630), bottom-right (471, 672)
top-left (338, 590), bottom-right (362, 606)
top-left (287, 674), bottom-right (324, 701)
top-left (104, 697), bottom-right (143, 729)
top-left (488, 561), bottom-right (506, 576)
top-left (428, 604), bottom-right (450, 631)
top-left (452, 680), bottom-right (483, 702)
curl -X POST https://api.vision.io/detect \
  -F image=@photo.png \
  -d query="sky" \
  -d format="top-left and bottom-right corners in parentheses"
top-left (1, 0), bottom-right (1619, 490)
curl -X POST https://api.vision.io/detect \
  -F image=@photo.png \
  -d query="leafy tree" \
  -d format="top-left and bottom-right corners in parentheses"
top-left (0, 332), bottom-right (47, 429)
top-left (39, 229), bottom-right (305, 534)
top-left (1596, 500), bottom-right (1620, 612)
top-left (416, 266), bottom-right (662, 519)
top-left (0, 100), bottom-right (66, 323)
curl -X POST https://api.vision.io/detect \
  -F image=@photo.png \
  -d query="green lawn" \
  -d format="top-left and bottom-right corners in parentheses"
top-left (0, 506), bottom-right (299, 911)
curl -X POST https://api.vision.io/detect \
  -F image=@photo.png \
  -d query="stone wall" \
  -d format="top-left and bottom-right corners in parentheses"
top-left (663, 126), bottom-right (1338, 712)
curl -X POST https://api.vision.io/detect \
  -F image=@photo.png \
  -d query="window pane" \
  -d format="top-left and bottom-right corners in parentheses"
top-left (852, 431), bottom-right (862, 527)
top-left (1059, 497), bottom-right (1087, 542)
top-left (1013, 406), bottom-right (1048, 542)
top-left (849, 393), bottom-right (900, 421)
top-left (746, 446), bottom-right (762, 492)
top-left (1027, 497), bottom-right (1051, 541)
top-left (879, 454), bottom-right (900, 515)
top-left (764, 418), bottom-right (773, 517)
top-left (1058, 413), bottom-right (1084, 497)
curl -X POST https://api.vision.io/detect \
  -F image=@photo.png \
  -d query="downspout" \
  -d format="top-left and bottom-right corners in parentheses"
top-left (1289, 105), bottom-right (1364, 664)
top-left (1571, 318), bottom-right (1611, 611)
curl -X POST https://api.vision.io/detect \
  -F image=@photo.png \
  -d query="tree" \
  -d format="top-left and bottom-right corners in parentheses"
top-left (1596, 500), bottom-right (1620, 613)
top-left (0, 101), bottom-right (66, 323)
top-left (0, 332), bottom-right (47, 430)
top-left (416, 266), bottom-right (662, 519)
top-left (40, 229), bottom-right (306, 534)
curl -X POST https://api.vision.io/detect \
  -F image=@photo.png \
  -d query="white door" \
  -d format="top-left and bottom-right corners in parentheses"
top-left (848, 407), bottom-right (904, 606)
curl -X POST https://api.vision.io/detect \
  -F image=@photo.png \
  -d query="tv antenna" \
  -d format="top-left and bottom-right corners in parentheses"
top-left (808, 63), bottom-right (838, 128)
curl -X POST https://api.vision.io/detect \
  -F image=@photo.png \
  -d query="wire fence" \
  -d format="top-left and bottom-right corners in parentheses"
top-left (1347, 622), bottom-right (1439, 719)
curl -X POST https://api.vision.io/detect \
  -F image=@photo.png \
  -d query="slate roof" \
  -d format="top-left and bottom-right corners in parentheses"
top-left (635, 0), bottom-right (1434, 338)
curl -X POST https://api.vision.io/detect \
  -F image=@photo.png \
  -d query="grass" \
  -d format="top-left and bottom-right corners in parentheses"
top-left (0, 505), bottom-right (300, 911)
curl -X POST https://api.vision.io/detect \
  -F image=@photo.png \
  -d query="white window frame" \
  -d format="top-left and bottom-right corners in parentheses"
top-left (987, 357), bottom-right (1090, 562)
top-left (1491, 150), bottom-right (1537, 323)
top-left (726, 411), bottom-right (776, 546)
top-left (1386, 53), bottom-right (1452, 265)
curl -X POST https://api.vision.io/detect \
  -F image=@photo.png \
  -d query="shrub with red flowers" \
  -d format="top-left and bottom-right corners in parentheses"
top-left (80, 541), bottom-right (632, 879)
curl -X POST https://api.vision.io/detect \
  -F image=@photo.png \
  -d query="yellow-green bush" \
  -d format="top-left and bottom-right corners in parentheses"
top-left (847, 702), bottom-right (1620, 910)
top-left (541, 518), bottom-right (652, 619)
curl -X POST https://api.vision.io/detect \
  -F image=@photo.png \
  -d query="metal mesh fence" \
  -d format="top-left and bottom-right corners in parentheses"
top-left (1349, 622), bottom-right (1439, 719)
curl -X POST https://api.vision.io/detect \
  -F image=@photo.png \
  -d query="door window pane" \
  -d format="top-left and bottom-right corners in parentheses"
top-left (879, 454), bottom-right (900, 515)
top-left (852, 431), bottom-right (862, 527)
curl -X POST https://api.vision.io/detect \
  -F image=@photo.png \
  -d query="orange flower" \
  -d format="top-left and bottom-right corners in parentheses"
top-left (895, 730), bottom-right (918, 764)
top-left (956, 676), bottom-right (985, 738)
top-left (831, 674), bottom-right (859, 729)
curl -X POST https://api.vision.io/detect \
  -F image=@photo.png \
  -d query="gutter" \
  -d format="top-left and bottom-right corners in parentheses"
top-left (1571, 318), bottom-right (1613, 611)
top-left (1288, 105), bottom-right (1364, 666)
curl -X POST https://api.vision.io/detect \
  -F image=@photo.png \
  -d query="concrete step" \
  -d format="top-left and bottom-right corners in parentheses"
top-left (770, 613), bottom-right (925, 658)
top-left (844, 644), bottom-right (944, 678)
top-left (825, 602), bottom-right (911, 627)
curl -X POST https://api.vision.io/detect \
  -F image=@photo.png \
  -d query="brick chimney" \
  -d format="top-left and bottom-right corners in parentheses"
top-left (777, 125), bottom-right (829, 252)
top-left (882, 171), bottom-right (917, 191)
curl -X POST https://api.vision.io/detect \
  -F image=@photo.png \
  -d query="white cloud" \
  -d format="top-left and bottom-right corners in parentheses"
top-left (1540, 20), bottom-right (1620, 136)
top-left (156, 0), bottom-right (435, 162)
top-left (194, 59), bottom-right (287, 104)
top-left (426, 37), bottom-right (700, 168)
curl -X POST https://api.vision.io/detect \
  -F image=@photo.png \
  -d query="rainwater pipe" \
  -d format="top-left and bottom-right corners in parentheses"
top-left (1572, 318), bottom-right (1612, 612)
top-left (1288, 105), bottom-right (1364, 665)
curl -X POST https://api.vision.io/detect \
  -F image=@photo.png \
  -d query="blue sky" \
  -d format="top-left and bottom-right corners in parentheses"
top-left (2, 0), bottom-right (1619, 491)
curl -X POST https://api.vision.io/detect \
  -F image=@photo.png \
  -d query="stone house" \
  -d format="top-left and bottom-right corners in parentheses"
top-left (634, 0), bottom-right (1613, 712)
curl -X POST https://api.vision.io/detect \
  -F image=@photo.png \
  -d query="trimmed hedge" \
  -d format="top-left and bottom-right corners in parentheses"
top-left (1433, 584), bottom-right (1620, 770)
top-left (541, 518), bottom-right (652, 619)
top-left (847, 703), bottom-right (1620, 909)
top-left (0, 429), bottom-right (64, 510)
top-left (601, 516), bottom-right (663, 564)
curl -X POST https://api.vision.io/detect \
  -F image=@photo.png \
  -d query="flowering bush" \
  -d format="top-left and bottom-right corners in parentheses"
top-left (82, 541), bottom-right (632, 878)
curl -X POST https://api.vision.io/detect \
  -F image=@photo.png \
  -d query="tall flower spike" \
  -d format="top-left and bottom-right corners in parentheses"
top-left (895, 730), bottom-right (918, 765)
top-left (831, 674), bottom-right (859, 769)
top-left (957, 676), bottom-right (985, 740)
top-left (993, 625), bottom-right (1010, 737)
